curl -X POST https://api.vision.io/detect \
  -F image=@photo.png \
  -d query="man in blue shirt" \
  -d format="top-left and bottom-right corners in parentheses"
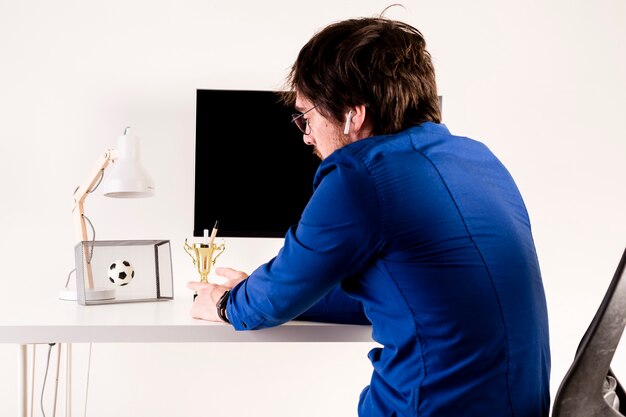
top-left (188, 16), bottom-right (551, 417)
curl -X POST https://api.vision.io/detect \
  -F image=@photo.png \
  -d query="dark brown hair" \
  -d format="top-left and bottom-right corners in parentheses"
top-left (284, 16), bottom-right (441, 136)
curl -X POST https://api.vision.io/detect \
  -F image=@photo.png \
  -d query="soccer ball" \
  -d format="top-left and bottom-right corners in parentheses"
top-left (108, 260), bottom-right (134, 286)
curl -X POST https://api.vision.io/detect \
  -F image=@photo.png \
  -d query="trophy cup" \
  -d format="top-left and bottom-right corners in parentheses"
top-left (184, 224), bottom-right (225, 299)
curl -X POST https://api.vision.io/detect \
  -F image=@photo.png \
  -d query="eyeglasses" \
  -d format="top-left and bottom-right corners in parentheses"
top-left (291, 105), bottom-right (317, 135)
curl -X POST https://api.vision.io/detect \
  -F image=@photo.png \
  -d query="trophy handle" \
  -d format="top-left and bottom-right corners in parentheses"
top-left (183, 239), bottom-right (197, 265)
top-left (211, 240), bottom-right (226, 265)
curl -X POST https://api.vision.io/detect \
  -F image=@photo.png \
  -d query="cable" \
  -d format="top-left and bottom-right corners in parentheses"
top-left (64, 269), bottom-right (75, 289)
top-left (71, 168), bottom-right (103, 202)
top-left (82, 215), bottom-right (96, 263)
top-left (88, 170), bottom-right (105, 193)
top-left (40, 344), bottom-right (56, 417)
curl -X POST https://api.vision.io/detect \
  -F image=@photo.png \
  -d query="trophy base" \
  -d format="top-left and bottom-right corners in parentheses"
top-left (59, 287), bottom-right (116, 302)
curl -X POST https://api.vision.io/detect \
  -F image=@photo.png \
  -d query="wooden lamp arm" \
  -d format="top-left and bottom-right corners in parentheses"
top-left (71, 149), bottom-right (118, 289)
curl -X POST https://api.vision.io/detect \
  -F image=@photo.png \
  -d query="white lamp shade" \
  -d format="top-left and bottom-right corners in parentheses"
top-left (102, 128), bottom-right (155, 198)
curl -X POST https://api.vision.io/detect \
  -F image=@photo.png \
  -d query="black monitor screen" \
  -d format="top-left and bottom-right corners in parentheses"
top-left (194, 89), bottom-right (320, 237)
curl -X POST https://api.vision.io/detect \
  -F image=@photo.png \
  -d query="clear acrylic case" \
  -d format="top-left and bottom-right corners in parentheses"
top-left (74, 240), bottom-right (173, 305)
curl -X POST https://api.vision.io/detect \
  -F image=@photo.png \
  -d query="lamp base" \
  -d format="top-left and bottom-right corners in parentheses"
top-left (59, 287), bottom-right (116, 301)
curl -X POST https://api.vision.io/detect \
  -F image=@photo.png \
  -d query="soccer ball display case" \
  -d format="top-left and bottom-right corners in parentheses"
top-left (74, 240), bottom-right (173, 305)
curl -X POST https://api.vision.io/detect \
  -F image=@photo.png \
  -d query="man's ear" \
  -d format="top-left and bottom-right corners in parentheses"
top-left (344, 104), bottom-right (371, 139)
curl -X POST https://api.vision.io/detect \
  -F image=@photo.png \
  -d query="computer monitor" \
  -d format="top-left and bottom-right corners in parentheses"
top-left (193, 89), bottom-right (320, 238)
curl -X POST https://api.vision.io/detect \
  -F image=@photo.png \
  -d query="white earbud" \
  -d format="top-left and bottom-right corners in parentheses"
top-left (343, 110), bottom-right (354, 135)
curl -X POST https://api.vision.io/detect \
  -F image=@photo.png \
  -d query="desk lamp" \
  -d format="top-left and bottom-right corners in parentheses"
top-left (59, 127), bottom-right (154, 301)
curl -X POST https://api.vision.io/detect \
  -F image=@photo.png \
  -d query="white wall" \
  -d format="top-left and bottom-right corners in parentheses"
top-left (0, 1), bottom-right (624, 416)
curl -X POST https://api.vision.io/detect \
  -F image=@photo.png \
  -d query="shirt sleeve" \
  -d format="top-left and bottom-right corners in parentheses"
top-left (226, 152), bottom-right (382, 330)
top-left (294, 284), bottom-right (370, 325)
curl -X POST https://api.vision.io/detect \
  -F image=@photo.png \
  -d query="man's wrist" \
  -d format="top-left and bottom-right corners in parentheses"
top-left (216, 290), bottom-right (231, 323)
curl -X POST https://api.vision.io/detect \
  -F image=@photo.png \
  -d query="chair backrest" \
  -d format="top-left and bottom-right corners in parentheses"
top-left (552, 247), bottom-right (626, 417)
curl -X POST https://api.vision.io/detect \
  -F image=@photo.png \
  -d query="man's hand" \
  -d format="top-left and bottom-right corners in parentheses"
top-left (187, 267), bottom-right (249, 322)
top-left (213, 266), bottom-right (248, 288)
top-left (187, 281), bottom-right (230, 321)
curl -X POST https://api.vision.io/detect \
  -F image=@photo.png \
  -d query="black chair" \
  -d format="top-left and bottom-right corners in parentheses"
top-left (552, 247), bottom-right (626, 417)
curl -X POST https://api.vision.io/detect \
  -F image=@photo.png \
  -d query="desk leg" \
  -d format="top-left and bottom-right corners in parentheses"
top-left (52, 343), bottom-right (61, 417)
top-left (67, 343), bottom-right (72, 417)
top-left (18, 344), bottom-right (27, 417)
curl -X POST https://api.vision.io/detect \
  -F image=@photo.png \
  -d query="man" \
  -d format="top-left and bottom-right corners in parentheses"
top-left (188, 16), bottom-right (551, 417)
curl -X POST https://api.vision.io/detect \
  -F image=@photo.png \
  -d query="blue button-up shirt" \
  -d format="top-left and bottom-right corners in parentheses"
top-left (226, 122), bottom-right (551, 417)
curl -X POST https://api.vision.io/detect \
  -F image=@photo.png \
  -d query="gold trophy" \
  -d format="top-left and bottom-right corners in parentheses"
top-left (184, 221), bottom-right (225, 299)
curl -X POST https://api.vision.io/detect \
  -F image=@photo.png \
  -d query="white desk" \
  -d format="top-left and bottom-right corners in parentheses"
top-left (0, 297), bottom-right (373, 416)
